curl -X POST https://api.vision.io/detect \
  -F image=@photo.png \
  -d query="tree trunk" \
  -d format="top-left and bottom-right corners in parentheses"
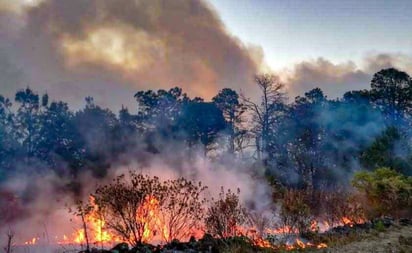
top-left (81, 213), bottom-right (90, 252)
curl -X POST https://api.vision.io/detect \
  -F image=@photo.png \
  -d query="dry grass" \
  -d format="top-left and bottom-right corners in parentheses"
top-left (314, 225), bottom-right (412, 253)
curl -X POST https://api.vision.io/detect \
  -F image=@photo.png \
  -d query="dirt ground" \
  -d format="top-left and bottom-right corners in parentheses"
top-left (320, 225), bottom-right (412, 253)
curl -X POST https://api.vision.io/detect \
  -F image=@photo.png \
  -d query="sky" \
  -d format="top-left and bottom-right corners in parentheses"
top-left (0, 0), bottom-right (411, 110)
top-left (209, 0), bottom-right (412, 69)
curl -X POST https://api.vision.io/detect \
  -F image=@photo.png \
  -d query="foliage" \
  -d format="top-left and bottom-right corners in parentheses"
top-left (352, 167), bottom-right (412, 218)
top-left (373, 220), bottom-right (385, 232)
top-left (361, 127), bottom-right (412, 175)
top-left (178, 102), bottom-right (226, 148)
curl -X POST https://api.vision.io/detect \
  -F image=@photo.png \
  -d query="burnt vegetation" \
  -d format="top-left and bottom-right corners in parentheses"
top-left (1, 68), bottom-right (412, 251)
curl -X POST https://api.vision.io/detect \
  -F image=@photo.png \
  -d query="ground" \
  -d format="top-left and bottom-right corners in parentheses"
top-left (315, 225), bottom-right (412, 253)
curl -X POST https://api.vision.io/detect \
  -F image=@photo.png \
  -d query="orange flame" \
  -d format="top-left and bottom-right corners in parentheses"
top-left (22, 196), bottom-right (338, 251)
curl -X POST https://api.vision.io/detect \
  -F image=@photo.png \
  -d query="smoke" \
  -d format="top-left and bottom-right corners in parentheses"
top-left (280, 53), bottom-right (412, 99)
top-left (0, 0), bottom-right (271, 235)
top-left (0, 140), bottom-right (272, 250)
top-left (0, 0), bottom-right (261, 110)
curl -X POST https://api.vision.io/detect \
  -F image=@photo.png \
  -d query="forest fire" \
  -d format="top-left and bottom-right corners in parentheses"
top-left (18, 194), bottom-right (337, 251)
top-left (14, 171), bottom-right (384, 253)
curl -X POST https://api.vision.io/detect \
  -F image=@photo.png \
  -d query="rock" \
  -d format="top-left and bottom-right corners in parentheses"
top-left (111, 243), bottom-right (129, 253)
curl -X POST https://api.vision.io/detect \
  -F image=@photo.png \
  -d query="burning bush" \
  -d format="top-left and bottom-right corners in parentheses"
top-left (320, 190), bottom-right (365, 227)
top-left (91, 172), bottom-right (206, 246)
top-left (279, 189), bottom-right (313, 234)
top-left (352, 167), bottom-right (412, 218)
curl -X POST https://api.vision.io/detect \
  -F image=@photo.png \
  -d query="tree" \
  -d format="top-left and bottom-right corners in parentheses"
top-left (14, 88), bottom-right (46, 158)
top-left (274, 88), bottom-right (327, 189)
top-left (36, 101), bottom-right (84, 176)
top-left (134, 87), bottom-right (192, 132)
top-left (74, 97), bottom-right (118, 177)
top-left (242, 74), bottom-right (286, 167)
top-left (68, 200), bottom-right (94, 252)
top-left (178, 102), bottom-right (226, 151)
top-left (370, 68), bottom-right (412, 123)
top-left (0, 95), bottom-right (18, 180)
top-left (212, 88), bottom-right (246, 154)
top-left (361, 127), bottom-right (412, 175)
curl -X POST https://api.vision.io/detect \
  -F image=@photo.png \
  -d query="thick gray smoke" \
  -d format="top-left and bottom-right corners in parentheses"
top-left (0, 0), bottom-right (262, 110)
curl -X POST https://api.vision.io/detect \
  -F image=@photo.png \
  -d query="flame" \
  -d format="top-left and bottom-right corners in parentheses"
top-left (24, 237), bottom-right (38, 245)
top-left (21, 196), bottom-right (342, 250)
top-left (71, 196), bottom-right (122, 246)
top-left (137, 195), bottom-right (169, 243)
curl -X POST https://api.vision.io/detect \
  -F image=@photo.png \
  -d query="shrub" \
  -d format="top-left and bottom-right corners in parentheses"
top-left (279, 189), bottom-right (313, 234)
top-left (352, 167), bottom-right (412, 218)
top-left (92, 172), bottom-right (206, 246)
top-left (205, 188), bottom-right (248, 238)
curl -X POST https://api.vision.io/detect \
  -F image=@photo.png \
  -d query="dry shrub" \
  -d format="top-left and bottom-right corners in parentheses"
top-left (92, 171), bottom-right (206, 246)
top-left (321, 190), bottom-right (365, 226)
top-left (205, 187), bottom-right (248, 238)
top-left (279, 189), bottom-right (313, 234)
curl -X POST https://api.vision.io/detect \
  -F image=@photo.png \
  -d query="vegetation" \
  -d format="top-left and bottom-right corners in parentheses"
top-left (1, 68), bottom-right (412, 249)
top-left (1, 68), bottom-right (412, 187)
top-left (93, 172), bottom-right (206, 246)
top-left (352, 167), bottom-right (412, 218)
top-left (204, 188), bottom-right (248, 239)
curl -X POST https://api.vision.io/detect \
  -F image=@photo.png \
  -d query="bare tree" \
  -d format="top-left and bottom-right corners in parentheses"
top-left (242, 74), bottom-right (286, 167)
top-left (4, 228), bottom-right (14, 253)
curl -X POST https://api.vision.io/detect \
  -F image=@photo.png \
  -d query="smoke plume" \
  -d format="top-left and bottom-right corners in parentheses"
top-left (0, 0), bottom-right (261, 110)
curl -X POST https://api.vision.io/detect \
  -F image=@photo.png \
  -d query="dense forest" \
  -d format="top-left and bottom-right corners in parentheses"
top-left (1, 67), bottom-right (411, 192)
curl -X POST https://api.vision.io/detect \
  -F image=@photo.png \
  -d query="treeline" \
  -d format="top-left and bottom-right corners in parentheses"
top-left (0, 68), bottom-right (412, 189)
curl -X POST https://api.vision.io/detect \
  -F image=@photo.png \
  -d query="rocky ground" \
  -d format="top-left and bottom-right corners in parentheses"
top-left (316, 223), bottom-right (412, 253)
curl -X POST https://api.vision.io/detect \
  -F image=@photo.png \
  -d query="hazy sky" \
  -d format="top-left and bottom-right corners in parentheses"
top-left (209, 0), bottom-right (412, 69)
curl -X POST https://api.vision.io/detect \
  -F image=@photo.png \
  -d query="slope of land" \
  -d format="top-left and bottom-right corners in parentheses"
top-left (319, 225), bottom-right (412, 253)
